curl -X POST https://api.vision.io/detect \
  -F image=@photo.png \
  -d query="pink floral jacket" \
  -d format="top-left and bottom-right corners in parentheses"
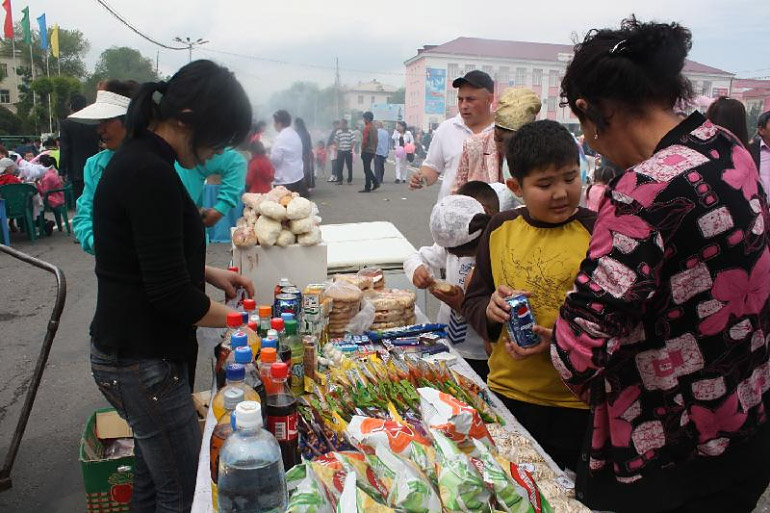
top-left (452, 131), bottom-right (501, 193)
top-left (553, 114), bottom-right (770, 486)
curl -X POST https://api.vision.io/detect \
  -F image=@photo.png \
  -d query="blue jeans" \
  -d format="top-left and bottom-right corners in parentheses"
top-left (91, 343), bottom-right (202, 513)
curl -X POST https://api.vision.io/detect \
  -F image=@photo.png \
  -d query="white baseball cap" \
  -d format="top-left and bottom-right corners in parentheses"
top-left (430, 195), bottom-right (486, 248)
top-left (0, 157), bottom-right (17, 173)
top-left (68, 90), bottom-right (132, 124)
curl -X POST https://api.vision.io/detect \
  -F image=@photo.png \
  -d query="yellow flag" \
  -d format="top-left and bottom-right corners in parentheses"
top-left (51, 24), bottom-right (59, 58)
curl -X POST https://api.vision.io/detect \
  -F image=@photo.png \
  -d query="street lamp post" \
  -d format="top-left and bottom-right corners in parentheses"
top-left (173, 36), bottom-right (209, 63)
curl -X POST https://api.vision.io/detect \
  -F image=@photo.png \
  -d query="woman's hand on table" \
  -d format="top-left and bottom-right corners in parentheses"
top-left (504, 325), bottom-right (553, 360)
top-left (205, 266), bottom-right (255, 300)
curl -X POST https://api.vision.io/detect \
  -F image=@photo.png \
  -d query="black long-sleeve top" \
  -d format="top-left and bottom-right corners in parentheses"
top-left (90, 131), bottom-right (210, 362)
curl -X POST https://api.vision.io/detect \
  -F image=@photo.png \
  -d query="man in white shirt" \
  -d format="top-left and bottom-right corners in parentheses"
top-left (270, 109), bottom-right (307, 196)
top-left (409, 70), bottom-right (495, 200)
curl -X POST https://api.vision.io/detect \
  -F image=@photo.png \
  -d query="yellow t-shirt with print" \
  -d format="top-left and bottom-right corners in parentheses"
top-left (483, 208), bottom-right (594, 409)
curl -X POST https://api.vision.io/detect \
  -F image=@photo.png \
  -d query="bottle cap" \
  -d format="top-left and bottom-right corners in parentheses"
top-left (234, 346), bottom-right (253, 364)
top-left (223, 387), bottom-right (245, 410)
top-left (225, 363), bottom-right (245, 381)
top-left (234, 401), bottom-right (263, 430)
top-left (285, 319), bottom-right (298, 335)
top-left (260, 347), bottom-right (277, 363)
top-left (226, 312), bottom-right (243, 328)
top-left (230, 331), bottom-right (248, 349)
top-left (243, 299), bottom-right (256, 311)
top-left (271, 318), bottom-right (285, 331)
top-left (262, 337), bottom-right (277, 349)
top-left (228, 266), bottom-right (239, 273)
top-left (247, 321), bottom-right (258, 332)
top-left (271, 362), bottom-right (289, 379)
top-left (259, 306), bottom-right (273, 317)
top-left (281, 312), bottom-right (295, 323)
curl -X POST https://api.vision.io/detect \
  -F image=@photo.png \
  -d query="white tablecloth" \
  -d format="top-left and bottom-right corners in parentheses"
top-left (320, 222), bottom-right (417, 272)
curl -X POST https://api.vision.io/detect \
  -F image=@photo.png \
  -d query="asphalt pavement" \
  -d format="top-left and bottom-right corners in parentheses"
top-left (1, 157), bottom-right (769, 512)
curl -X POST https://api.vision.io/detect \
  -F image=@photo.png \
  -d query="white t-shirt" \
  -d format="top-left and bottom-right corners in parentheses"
top-left (269, 126), bottom-right (304, 185)
top-left (422, 114), bottom-right (494, 201)
top-left (403, 244), bottom-right (487, 360)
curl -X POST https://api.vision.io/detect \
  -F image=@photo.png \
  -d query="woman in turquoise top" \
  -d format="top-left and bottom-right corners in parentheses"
top-left (70, 80), bottom-right (139, 254)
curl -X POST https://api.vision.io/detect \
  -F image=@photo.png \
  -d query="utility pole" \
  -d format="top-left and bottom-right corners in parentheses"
top-left (334, 57), bottom-right (340, 120)
top-left (173, 36), bottom-right (209, 63)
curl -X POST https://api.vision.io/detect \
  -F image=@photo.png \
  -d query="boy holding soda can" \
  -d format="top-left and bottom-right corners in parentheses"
top-left (463, 120), bottom-right (597, 471)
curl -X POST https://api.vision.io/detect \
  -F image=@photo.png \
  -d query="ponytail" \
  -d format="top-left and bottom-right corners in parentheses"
top-left (125, 81), bottom-right (167, 140)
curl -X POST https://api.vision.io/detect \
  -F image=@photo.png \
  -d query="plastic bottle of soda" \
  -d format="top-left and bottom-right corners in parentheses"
top-left (243, 298), bottom-right (257, 324)
top-left (265, 362), bottom-right (300, 471)
top-left (258, 347), bottom-right (279, 395)
top-left (216, 330), bottom-right (249, 388)
top-left (283, 319), bottom-right (305, 396)
top-left (258, 306), bottom-right (273, 338)
top-left (212, 364), bottom-right (260, 420)
top-left (271, 318), bottom-right (291, 363)
top-left (218, 401), bottom-right (288, 513)
top-left (210, 387), bottom-right (245, 511)
top-left (233, 346), bottom-right (267, 417)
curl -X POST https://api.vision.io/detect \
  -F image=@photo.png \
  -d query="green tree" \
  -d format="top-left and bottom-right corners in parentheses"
top-left (0, 106), bottom-right (23, 135)
top-left (85, 46), bottom-right (158, 99)
top-left (56, 28), bottom-right (90, 79)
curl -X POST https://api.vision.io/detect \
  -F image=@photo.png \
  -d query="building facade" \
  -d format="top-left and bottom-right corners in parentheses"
top-left (341, 79), bottom-right (399, 112)
top-left (405, 37), bottom-right (734, 132)
top-left (0, 51), bottom-right (23, 113)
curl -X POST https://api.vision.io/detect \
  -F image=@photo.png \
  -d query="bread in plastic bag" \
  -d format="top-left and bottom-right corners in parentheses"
top-left (345, 300), bottom-right (375, 335)
top-left (277, 229), bottom-right (297, 247)
top-left (266, 185), bottom-right (292, 203)
top-left (287, 196), bottom-right (314, 220)
top-left (260, 200), bottom-right (288, 221)
top-left (242, 192), bottom-right (265, 210)
top-left (298, 226), bottom-right (322, 246)
top-left (255, 215), bottom-right (282, 247)
top-left (232, 226), bottom-right (258, 248)
top-left (290, 217), bottom-right (315, 235)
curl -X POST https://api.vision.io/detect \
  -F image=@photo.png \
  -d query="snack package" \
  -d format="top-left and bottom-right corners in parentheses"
top-left (418, 388), bottom-right (495, 450)
top-left (310, 451), bottom-right (388, 506)
top-left (370, 444), bottom-right (442, 513)
top-left (336, 471), bottom-right (397, 513)
top-left (287, 464), bottom-right (334, 513)
top-left (471, 439), bottom-right (550, 513)
top-left (491, 449), bottom-right (554, 513)
top-left (431, 430), bottom-right (491, 513)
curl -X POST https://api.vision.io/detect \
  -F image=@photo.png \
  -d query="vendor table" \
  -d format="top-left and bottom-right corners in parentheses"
top-left (190, 305), bottom-right (574, 513)
top-left (320, 221), bottom-right (417, 273)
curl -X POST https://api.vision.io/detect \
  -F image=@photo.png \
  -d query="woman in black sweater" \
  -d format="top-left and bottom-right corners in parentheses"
top-left (90, 60), bottom-right (252, 513)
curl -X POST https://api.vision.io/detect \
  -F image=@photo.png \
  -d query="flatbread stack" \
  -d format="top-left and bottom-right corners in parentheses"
top-left (358, 267), bottom-right (385, 290)
top-left (325, 280), bottom-right (364, 339)
top-left (333, 274), bottom-right (373, 291)
top-left (364, 289), bottom-right (417, 330)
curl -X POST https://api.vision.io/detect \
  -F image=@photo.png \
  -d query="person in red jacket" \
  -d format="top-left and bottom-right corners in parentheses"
top-left (246, 140), bottom-right (275, 193)
top-left (0, 157), bottom-right (20, 185)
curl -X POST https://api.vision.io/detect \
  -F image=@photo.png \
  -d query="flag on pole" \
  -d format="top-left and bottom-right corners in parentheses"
top-left (51, 23), bottom-right (58, 58)
top-left (2, 0), bottom-right (13, 39)
top-left (20, 5), bottom-right (29, 44)
top-left (36, 13), bottom-right (46, 51)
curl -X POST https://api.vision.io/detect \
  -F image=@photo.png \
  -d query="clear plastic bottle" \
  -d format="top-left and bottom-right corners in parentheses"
top-left (233, 346), bottom-right (267, 417)
top-left (284, 319), bottom-right (305, 396)
top-left (210, 387), bottom-right (245, 511)
top-left (271, 318), bottom-right (291, 363)
top-left (265, 362), bottom-right (300, 471)
top-left (258, 347), bottom-right (279, 395)
top-left (243, 298), bottom-right (257, 324)
top-left (212, 364), bottom-right (260, 421)
top-left (258, 306), bottom-right (272, 338)
top-left (218, 401), bottom-right (288, 513)
top-left (217, 331), bottom-right (249, 388)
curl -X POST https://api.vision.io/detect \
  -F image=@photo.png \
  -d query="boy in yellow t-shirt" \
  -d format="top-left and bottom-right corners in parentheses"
top-left (463, 120), bottom-right (597, 470)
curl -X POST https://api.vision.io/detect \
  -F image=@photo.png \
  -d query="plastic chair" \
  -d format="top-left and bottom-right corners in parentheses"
top-left (62, 181), bottom-right (75, 210)
top-left (39, 187), bottom-right (71, 235)
top-left (0, 199), bottom-right (9, 245)
top-left (0, 184), bottom-right (41, 242)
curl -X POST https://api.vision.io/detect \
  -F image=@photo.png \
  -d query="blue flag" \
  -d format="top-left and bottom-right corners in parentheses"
top-left (36, 13), bottom-right (46, 51)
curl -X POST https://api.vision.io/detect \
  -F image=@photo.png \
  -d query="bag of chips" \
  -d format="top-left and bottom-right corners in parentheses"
top-left (287, 464), bottom-right (334, 513)
top-left (368, 444), bottom-right (442, 513)
top-left (431, 429), bottom-right (492, 513)
top-left (336, 471), bottom-right (397, 513)
top-left (310, 451), bottom-right (388, 506)
top-left (418, 387), bottom-right (495, 450)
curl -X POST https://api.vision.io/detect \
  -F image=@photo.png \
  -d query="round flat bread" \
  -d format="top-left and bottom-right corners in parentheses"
top-left (374, 310), bottom-right (409, 322)
top-left (325, 284), bottom-right (363, 303)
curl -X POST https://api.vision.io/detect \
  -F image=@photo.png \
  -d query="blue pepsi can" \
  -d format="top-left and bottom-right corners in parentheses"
top-left (505, 294), bottom-right (539, 348)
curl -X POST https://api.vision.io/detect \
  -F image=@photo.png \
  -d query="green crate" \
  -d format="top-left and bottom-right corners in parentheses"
top-left (79, 408), bottom-right (135, 513)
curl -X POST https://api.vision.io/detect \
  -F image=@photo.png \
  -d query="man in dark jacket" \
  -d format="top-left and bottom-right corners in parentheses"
top-left (359, 111), bottom-right (379, 193)
top-left (59, 94), bottom-right (100, 200)
top-left (748, 110), bottom-right (770, 201)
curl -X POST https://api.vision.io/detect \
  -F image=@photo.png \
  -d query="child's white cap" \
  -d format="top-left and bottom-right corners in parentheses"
top-left (430, 195), bottom-right (486, 248)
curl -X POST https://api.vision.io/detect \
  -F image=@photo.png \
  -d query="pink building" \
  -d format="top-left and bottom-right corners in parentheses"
top-left (732, 79), bottom-right (770, 114)
top-left (405, 37), bottom-right (734, 131)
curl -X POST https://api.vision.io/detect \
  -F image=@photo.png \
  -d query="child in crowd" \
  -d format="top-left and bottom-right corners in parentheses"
top-left (585, 165), bottom-right (621, 211)
top-left (0, 157), bottom-right (20, 185)
top-left (245, 141), bottom-right (275, 193)
top-left (315, 141), bottom-right (327, 177)
top-left (36, 155), bottom-right (64, 235)
top-left (462, 120), bottom-right (597, 471)
top-left (405, 180), bottom-right (505, 382)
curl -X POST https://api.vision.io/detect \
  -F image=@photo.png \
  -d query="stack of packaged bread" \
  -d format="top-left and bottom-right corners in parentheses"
top-left (364, 288), bottom-right (417, 330)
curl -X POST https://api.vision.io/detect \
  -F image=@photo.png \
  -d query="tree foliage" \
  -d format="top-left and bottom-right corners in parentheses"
top-left (0, 106), bottom-right (22, 135)
top-left (85, 46), bottom-right (158, 99)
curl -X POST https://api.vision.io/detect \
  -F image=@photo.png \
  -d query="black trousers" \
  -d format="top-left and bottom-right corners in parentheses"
top-left (374, 154), bottom-right (386, 183)
top-left (361, 152), bottom-right (378, 190)
top-left (336, 150), bottom-right (353, 182)
top-left (284, 178), bottom-right (309, 197)
top-left (496, 394), bottom-right (588, 472)
top-left (465, 357), bottom-right (489, 383)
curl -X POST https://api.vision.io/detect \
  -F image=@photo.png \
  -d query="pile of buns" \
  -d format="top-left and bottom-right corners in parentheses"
top-left (364, 288), bottom-right (417, 330)
top-left (325, 279), bottom-right (364, 339)
top-left (232, 186), bottom-right (322, 249)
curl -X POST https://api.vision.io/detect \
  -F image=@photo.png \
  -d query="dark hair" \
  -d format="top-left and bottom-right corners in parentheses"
top-left (255, 120), bottom-right (267, 132)
top-left (294, 117), bottom-right (311, 152)
top-left (125, 60), bottom-right (252, 163)
top-left (273, 109), bottom-right (291, 127)
top-left (506, 120), bottom-right (579, 181)
top-left (317, 140), bottom-right (325, 148)
top-left (457, 180), bottom-right (500, 215)
top-left (43, 138), bottom-right (56, 148)
top-left (250, 140), bottom-right (266, 156)
top-left (0, 144), bottom-right (7, 157)
top-left (102, 79), bottom-right (140, 99)
top-left (39, 154), bottom-right (57, 169)
top-left (594, 165), bottom-right (622, 184)
top-left (363, 111), bottom-right (374, 121)
top-left (70, 94), bottom-right (88, 112)
top-left (706, 97), bottom-right (749, 148)
top-left (758, 111), bottom-right (770, 129)
top-left (561, 16), bottom-right (693, 132)
top-left (397, 121), bottom-right (407, 130)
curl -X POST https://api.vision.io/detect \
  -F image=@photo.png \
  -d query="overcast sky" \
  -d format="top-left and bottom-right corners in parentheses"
top-left (25, 0), bottom-right (770, 107)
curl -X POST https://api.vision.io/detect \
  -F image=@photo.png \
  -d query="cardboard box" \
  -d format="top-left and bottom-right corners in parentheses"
top-left (79, 408), bottom-right (134, 513)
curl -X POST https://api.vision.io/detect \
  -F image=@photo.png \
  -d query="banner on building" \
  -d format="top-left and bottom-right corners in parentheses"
top-left (425, 68), bottom-right (446, 115)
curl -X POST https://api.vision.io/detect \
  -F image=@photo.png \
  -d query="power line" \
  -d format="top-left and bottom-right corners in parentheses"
top-left (92, 0), bottom-right (186, 51)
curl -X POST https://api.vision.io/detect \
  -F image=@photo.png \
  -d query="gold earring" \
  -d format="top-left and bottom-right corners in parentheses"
top-left (594, 133), bottom-right (599, 140)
